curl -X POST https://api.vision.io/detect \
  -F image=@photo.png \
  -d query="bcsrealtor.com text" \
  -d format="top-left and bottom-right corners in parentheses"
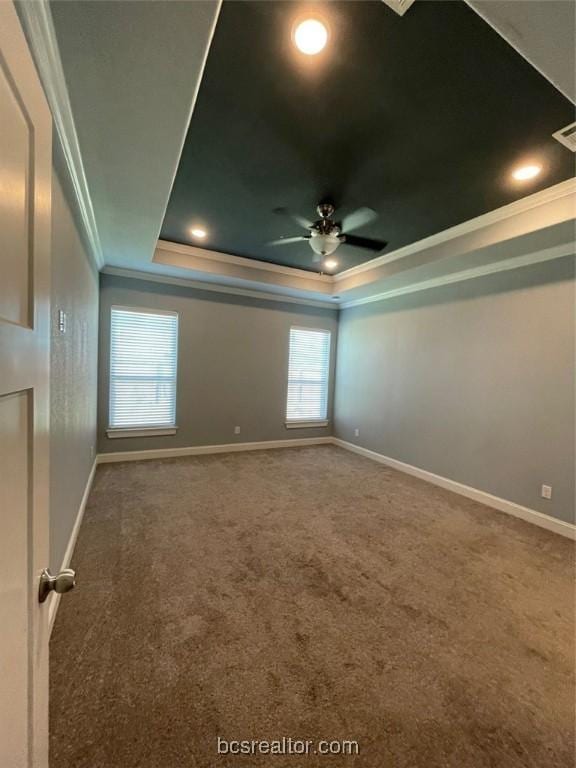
top-left (217, 736), bottom-right (360, 757)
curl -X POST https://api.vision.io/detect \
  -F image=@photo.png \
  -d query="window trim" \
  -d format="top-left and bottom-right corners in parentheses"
top-left (285, 325), bottom-right (331, 428)
top-left (108, 305), bottom-right (179, 434)
top-left (285, 419), bottom-right (329, 429)
top-left (106, 426), bottom-right (178, 439)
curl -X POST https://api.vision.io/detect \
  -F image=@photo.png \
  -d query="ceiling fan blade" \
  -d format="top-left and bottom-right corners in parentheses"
top-left (342, 234), bottom-right (387, 252)
top-left (341, 207), bottom-right (378, 234)
top-left (273, 207), bottom-right (313, 231)
top-left (267, 235), bottom-right (310, 247)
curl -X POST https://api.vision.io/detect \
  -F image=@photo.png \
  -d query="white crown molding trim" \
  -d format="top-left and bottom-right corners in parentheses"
top-left (332, 439), bottom-right (575, 540)
top-left (101, 266), bottom-right (338, 310)
top-left (97, 436), bottom-right (333, 464)
top-left (156, 179), bottom-right (574, 300)
top-left (339, 242), bottom-right (575, 309)
top-left (335, 178), bottom-right (576, 283)
top-left (156, 239), bottom-right (333, 283)
top-left (48, 458), bottom-right (97, 636)
top-left (17, 0), bottom-right (104, 270)
top-left (381, 0), bottom-right (417, 17)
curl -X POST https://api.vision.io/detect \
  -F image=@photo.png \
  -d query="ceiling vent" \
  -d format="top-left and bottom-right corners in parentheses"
top-left (381, 0), bottom-right (417, 17)
top-left (552, 122), bottom-right (576, 152)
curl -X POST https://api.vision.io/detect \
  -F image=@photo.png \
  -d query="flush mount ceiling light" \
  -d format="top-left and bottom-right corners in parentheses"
top-left (293, 18), bottom-right (328, 55)
top-left (511, 164), bottom-right (542, 181)
top-left (190, 227), bottom-right (207, 239)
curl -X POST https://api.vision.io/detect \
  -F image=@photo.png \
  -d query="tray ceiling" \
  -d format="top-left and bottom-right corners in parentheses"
top-left (160, 0), bottom-right (575, 274)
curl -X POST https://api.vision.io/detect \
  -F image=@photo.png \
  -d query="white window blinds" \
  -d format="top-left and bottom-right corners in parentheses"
top-left (286, 327), bottom-right (331, 423)
top-left (109, 307), bottom-right (178, 429)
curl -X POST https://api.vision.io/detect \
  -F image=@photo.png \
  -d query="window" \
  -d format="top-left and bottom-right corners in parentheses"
top-left (108, 307), bottom-right (178, 433)
top-left (286, 327), bottom-right (331, 426)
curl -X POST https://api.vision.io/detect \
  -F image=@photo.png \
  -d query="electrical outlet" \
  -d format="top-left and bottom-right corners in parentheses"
top-left (234, 426), bottom-right (241, 435)
top-left (354, 428), bottom-right (360, 437)
top-left (541, 484), bottom-right (552, 500)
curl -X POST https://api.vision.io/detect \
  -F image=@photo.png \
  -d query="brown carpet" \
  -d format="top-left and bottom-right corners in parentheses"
top-left (50, 446), bottom-right (575, 768)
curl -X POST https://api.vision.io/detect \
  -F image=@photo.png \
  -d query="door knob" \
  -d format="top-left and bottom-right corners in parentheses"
top-left (38, 567), bottom-right (76, 603)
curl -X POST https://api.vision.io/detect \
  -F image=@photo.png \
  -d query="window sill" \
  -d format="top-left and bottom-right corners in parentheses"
top-left (285, 420), bottom-right (329, 429)
top-left (106, 426), bottom-right (178, 439)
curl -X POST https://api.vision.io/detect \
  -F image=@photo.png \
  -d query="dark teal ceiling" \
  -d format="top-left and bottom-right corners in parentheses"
top-left (160, 0), bottom-right (575, 274)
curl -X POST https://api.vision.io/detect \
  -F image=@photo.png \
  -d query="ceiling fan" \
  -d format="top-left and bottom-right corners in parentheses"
top-left (268, 200), bottom-right (387, 263)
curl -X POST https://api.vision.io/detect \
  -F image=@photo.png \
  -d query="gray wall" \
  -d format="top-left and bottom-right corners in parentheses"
top-left (334, 256), bottom-right (575, 524)
top-left (50, 146), bottom-right (99, 570)
top-left (98, 275), bottom-right (338, 453)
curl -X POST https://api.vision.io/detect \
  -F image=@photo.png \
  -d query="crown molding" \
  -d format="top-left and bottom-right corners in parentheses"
top-left (17, 0), bottom-right (104, 269)
top-left (105, 237), bottom-right (574, 314)
top-left (149, 181), bottom-right (574, 309)
top-left (335, 178), bottom-right (576, 283)
top-left (158, 179), bottom-right (575, 292)
top-left (156, 239), bottom-right (333, 283)
top-left (381, 0), bottom-right (417, 18)
top-left (101, 267), bottom-right (339, 310)
top-left (339, 242), bottom-right (575, 309)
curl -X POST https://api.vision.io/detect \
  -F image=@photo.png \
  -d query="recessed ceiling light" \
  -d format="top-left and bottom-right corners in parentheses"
top-left (190, 227), bottom-right (207, 239)
top-left (324, 258), bottom-right (338, 270)
top-left (511, 164), bottom-right (542, 181)
top-left (293, 18), bottom-right (328, 55)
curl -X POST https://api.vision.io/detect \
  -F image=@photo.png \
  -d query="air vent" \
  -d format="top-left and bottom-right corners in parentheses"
top-left (552, 122), bottom-right (576, 152)
top-left (381, 0), bottom-right (417, 17)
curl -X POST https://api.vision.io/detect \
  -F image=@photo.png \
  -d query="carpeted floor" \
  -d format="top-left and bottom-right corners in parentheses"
top-left (50, 446), bottom-right (575, 768)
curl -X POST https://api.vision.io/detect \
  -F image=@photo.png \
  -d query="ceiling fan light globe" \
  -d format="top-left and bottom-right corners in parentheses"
top-left (309, 233), bottom-right (340, 256)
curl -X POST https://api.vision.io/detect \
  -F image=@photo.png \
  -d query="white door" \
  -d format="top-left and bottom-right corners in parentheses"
top-left (0, 2), bottom-right (52, 767)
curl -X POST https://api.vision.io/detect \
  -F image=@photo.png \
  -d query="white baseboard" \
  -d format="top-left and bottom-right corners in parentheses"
top-left (332, 439), bottom-right (575, 540)
top-left (48, 458), bottom-right (98, 636)
top-left (96, 436), bottom-right (333, 464)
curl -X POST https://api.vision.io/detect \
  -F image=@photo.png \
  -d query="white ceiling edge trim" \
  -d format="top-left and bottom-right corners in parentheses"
top-left (17, 0), bottom-right (104, 270)
top-left (466, 0), bottom-right (575, 105)
top-left (339, 242), bottom-right (575, 309)
top-left (149, 0), bottom-right (223, 260)
top-left (156, 177), bottom-right (575, 290)
top-left (101, 267), bottom-right (339, 311)
top-left (381, 0), bottom-right (417, 17)
top-left (156, 239), bottom-right (333, 283)
top-left (151, 180), bottom-right (574, 307)
top-left (335, 178), bottom-right (576, 283)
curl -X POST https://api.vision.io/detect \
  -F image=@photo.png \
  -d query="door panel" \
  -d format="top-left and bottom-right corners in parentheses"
top-left (0, 391), bottom-right (30, 765)
top-left (0, 60), bottom-right (31, 327)
top-left (0, 2), bottom-right (52, 767)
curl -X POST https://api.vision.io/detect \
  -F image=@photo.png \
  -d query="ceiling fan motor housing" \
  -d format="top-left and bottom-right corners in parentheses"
top-left (317, 200), bottom-right (336, 219)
